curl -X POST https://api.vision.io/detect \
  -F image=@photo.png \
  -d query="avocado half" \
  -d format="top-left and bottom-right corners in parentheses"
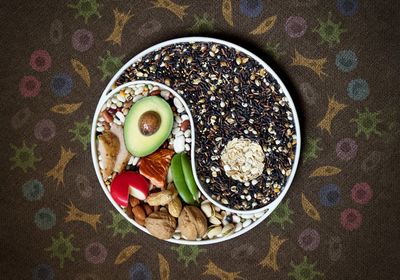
top-left (124, 96), bottom-right (173, 157)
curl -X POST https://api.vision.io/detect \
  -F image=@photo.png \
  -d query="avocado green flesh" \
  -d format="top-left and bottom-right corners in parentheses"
top-left (171, 154), bottom-right (195, 204)
top-left (124, 96), bottom-right (173, 157)
top-left (181, 153), bottom-right (199, 201)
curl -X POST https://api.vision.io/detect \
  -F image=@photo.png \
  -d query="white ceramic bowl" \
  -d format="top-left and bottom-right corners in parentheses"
top-left (92, 37), bottom-right (301, 244)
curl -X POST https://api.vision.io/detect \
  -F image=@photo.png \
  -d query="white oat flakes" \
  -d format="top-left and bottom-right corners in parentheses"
top-left (220, 138), bottom-right (265, 183)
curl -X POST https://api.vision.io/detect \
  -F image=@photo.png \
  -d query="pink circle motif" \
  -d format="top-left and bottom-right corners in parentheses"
top-left (336, 138), bottom-right (358, 161)
top-left (285, 16), bottom-right (307, 38)
top-left (30, 50), bottom-right (51, 72)
top-left (85, 242), bottom-right (107, 264)
top-left (19, 76), bottom-right (41, 98)
top-left (340, 208), bottom-right (362, 231)
top-left (351, 182), bottom-right (373, 205)
top-left (72, 29), bottom-right (94, 52)
top-left (298, 228), bottom-right (320, 251)
top-left (34, 119), bottom-right (56, 142)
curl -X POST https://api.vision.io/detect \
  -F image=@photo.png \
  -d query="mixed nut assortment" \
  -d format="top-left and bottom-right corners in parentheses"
top-left (115, 42), bottom-right (297, 211)
top-left (96, 82), bottom-right (268, 241)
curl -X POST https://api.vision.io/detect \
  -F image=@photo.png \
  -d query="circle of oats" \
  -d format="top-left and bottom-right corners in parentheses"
top-left (221, 138), bottom-right (265, 182)
top-left (91, 37), bottom-right (301, 245)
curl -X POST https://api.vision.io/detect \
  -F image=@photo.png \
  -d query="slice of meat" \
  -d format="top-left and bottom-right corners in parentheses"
top-left (98, 131), bottom-right (119, 180)
top-left (110, 123), bottom-right (131, 173)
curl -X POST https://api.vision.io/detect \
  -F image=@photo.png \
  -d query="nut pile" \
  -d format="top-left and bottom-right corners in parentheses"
top-left (114, 42), bottom-right (297, 211)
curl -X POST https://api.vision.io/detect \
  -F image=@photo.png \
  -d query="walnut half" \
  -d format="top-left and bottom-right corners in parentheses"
top-left (178, 206), bottom-right (207, 240)
top-left (145, 212), bottom-right (177, 240)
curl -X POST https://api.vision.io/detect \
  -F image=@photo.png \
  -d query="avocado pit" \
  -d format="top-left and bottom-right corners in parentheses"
top-left (139, 111), bottom-right (161, 136)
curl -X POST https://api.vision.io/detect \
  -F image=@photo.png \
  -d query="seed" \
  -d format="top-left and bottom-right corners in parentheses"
top-left (243, 219), bottom-right (252, 228)
top-left (234, 222), bottom-right (243, 232)
top-left (209, 216), bottom-right (221, 225)
top-left (207, 226), bottom-right (222, 239)
top-left (221, 224), bottom-right (235, 236)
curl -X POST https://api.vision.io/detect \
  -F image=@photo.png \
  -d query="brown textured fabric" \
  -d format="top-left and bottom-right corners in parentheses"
top-left (1, 0), bottom-right (399, 279)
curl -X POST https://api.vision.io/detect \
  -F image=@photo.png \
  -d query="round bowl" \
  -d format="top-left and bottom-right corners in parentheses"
top-left (92, 37), bottom-right (301, 244)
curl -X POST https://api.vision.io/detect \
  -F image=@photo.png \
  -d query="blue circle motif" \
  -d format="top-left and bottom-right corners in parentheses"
top-left (347, 79), bottom-right (369, 101)
top-left (336, 50), bottom-right (358, 72)
top-left (319, 184), bottom-right (341, 207)
top-left (51, 74), bottom-right (73, 97)
top-left (239, 0), bottom-right (264, 18)
top-left (337, 0), bottom-right (359, 16)
top-left (22, 179), bottom-right (44, 201)
top-left (34, 208), bottom-right (56, 230)
top-left (32, 264), bottom-right (54, 280)
top-left (130, 263), bottom-right (152, 280)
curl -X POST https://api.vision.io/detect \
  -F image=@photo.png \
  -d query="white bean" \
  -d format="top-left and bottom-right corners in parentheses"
top-left (132, 157), bottom-right (140, 166)
top-left (160, 90), bottom-right (170, 100)
top-left (175, 131), bottom-right (183, 137)
top-left (134, 86), bottom-right (144, 95)
top-left (116, 111), bottom-right (125, 123)
top-left (132, 95), bottom-right (144, 102)
top-left (172, 127), bottom-right (180, 135)
top-left (175, 115), bottom-right (182, 124)
top-left (173, 97), bottom-right (183, 108)
top-left (173, 136), bottom-right (185, 153)
top-left (117, 94), bottom-right (126, 102)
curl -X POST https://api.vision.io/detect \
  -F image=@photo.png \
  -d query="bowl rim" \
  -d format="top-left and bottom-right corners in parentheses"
top-left (91, 80), bottom-right (274, 245)
top-left (93, 36), bottom-right (301, 244)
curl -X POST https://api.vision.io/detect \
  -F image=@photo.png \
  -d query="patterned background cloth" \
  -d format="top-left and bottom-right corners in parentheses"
top-left (2, 0), bottom-right (399, 279)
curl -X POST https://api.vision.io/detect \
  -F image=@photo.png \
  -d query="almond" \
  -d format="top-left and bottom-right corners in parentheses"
top-left (135, 217), bottom-right (145, 226)
top-left (143, 204), bottom-right (153, 216)
top-left (129, 197), bottom-right (140, 208)
top-left (132, 205), bottom-right (146, 220)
